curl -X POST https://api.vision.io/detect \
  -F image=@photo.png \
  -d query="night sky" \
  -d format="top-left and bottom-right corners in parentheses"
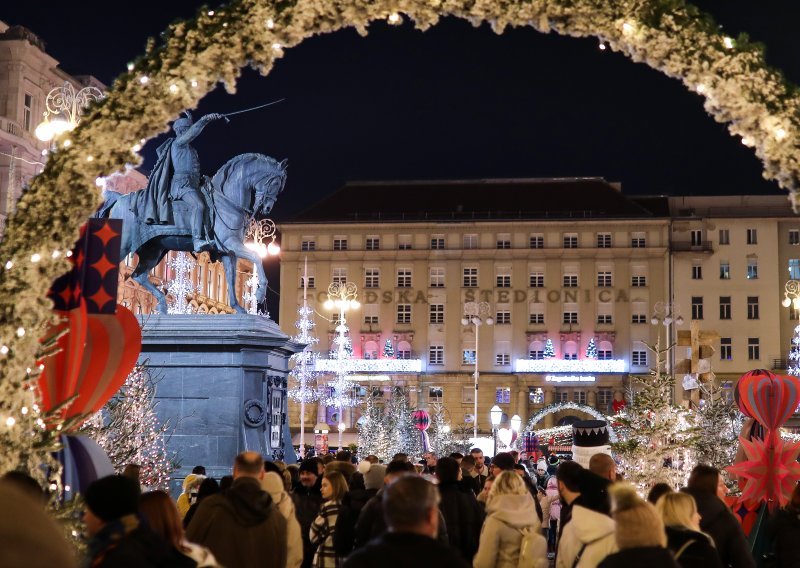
top-left (4, 1), bottom-right (800, 222)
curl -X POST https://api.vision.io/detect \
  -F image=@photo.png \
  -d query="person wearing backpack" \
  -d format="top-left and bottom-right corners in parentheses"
top-left (655, 491), bottom-right (722, 568)
top-left (473, 470), bottom-right (548, 568)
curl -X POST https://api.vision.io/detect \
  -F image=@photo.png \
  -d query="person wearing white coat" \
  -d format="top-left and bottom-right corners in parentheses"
top-left (473, 471), bottom-right (548, 568)
top-left (263, 471), bottom-right (304, 568)
top-left (556, 504), bottom-right (617, 568)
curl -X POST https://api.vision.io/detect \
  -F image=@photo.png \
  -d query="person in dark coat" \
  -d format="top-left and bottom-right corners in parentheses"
top-left (681, 465), bottom-right (755, 568)
top-left (292, 458), bottom-right (324, 568)
top-left (185, 451), bottom-right (288, 568)
top-left (435, 456), bottom-right (484, 563)
top-left (598, 484), bottom-right (679, 568)
top-left (766, 482), bottom-right (800, 568)
top-left (84, 475), bottom-right (194, 568)
top-left (655, 491), bottom-right (723, 568)
top-left (183, 476), bottom-right (220, 529)
top-left (343, 475), bottom-right (469, 568)
top-left (333, 463), bottom-right (386, 556)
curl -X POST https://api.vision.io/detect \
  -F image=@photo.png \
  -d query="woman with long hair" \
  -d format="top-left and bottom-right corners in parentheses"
top-left (473, 470), bottom-right (548, 568)
top-left (138, 490), bottom-right (220, 567)
top-left (598, 484), bottom-right (679, 568)
top-left (310, 470), bottom-right (348, 568)
top-left (655, 491), bottom-right (722, 568)
top-left (766, 482), bottom-right (800, 567)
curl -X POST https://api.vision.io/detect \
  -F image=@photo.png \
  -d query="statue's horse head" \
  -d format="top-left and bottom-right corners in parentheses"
top-left (211, 153), bottom-right (287, 218)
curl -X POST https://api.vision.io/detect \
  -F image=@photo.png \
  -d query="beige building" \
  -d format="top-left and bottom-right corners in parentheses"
top-left (278, 179), bottom-right (678, 444)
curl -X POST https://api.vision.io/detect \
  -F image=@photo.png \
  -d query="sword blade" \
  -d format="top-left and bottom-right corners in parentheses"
top-left (222, 98), bottom-right (286, 118)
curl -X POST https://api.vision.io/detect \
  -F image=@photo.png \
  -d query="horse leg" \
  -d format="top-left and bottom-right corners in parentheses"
top-left (131, 246), bottom-right (169, 314)
top-left (221, 254), bottom-right (246, 314)
top-left (226, 242), bottom-right (267, 306)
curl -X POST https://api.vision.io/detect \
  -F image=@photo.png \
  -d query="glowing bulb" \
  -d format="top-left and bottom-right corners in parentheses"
top-left (63, 139), bottom-right (72, 148)
top-left (66, 250), bottom-right (72, 257)
top-left (267, 241), bottom-right (280, 255)
top-left (271, 42), bottom-right (283, 51)
top-left (0, 346), bottom-right (7, 355)
top-left (139, 75), bottom-right (150, 85)
top-left (132, 143), bottom-right (142, 152)
top-left (742, 136), bottom-right (755, 147)
top-left (208, 10), bottom-right (215, 15)
top-left (86, 155), bottom-right (94, 162)
top-left (598, 42), bottom-right (607, 50)
top-left (622, 22), bottom-right (634, 35)
top-left (30, 253), bottom-right (41, 263)
top-left (127, 62), bottom-right (134, 71)
top-left (35, 121), bottom-right (55, 142)
top-left (794, 297), bottom-right (800, 310)
top-left (169, 84), bottom-right (179, 94)
top-left (16, 327), bottom-right (25, 337)
top-left (191, 80), bottom-right (198, 88)
top-left (784, 297), bottom-right (793, 308)
top-left (696, 84), bottom-right (706, 94)
top-left (388, 12), bottom-right (401, 24)
top-left (776, 128), bottom-right (787, 141)
top-left (723, 37), bottom-right (734, 49)
top-left (5, 417), bottom-right (15, 427)
top-left (41, 149), bottom-right (48, 156)
top-left (49, 483), bottom-right (57, 491)
top-left (52, 250), bottom-right (62, 259)
top-left (266, 18), bottom-right (275, 29)
top-left (64, 485), bottom-right (71, 492)
top-left (21, 407), bottom-right (28, 415)
top-left (4, 261), bottom-right (12, 270)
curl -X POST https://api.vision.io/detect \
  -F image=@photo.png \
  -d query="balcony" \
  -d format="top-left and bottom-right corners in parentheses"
top-left (672, 240), bottom-right (713, 253)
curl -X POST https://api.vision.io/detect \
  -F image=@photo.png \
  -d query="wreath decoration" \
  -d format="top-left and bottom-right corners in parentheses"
top-left (0, 0), bottom-right (798, 472)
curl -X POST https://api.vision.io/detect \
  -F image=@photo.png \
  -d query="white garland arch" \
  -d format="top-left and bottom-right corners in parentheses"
top-left (524, 402), bottom-right (618, 442)
top-left (0, 0), bottom-right (798, 471)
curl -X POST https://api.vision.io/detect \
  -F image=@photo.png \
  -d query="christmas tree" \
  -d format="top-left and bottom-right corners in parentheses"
top-left (83, 364), bottom-right (175, 490)
top-left (612, 338), bottom-right (697, 491)
top-left (385, 387), bottom-right (422, 459)
top-left (383, 338), bottom-right (394, 358)
top-left (789, 324), bottom-right (800, 377)
top-left (357, 394), bottom-right (389, 460)
top-left (586, 337), bottom-right (597, 359)
top-left (428, 402), bottom-right (469, 457)
top-left (544, 338), bottom-right (555, 358)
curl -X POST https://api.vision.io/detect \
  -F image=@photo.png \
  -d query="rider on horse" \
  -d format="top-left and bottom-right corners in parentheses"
top-left (140, 111), bottom-right (223, 252)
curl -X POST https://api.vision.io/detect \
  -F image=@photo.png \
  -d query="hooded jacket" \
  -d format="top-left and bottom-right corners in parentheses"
top-left (438, 480), bottom-right (484, 562)
top-left (665, 526), bottom-right (723, 568)
top-left (556, 504), bottom-right (617, 568)
top-left (185, 476), bottom-right (288, 568)
top-left (177, 474), bottom-right (204, 519)
top-left (681, 488), bottom-right (755, 568)
top-left (293, 476), bottom-right (323, 568)
top-left (473, 493), bottom-right (547, 568)
top-left (263, 472), bottom-right (304, 568)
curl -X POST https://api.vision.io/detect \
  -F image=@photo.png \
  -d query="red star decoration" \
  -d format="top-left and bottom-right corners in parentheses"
top-left (93, 222), bottom-right (119, 245)
top-left (727, 435), bottom-right (800, 510)
top-left (91, 254), bottom-right (116, 280)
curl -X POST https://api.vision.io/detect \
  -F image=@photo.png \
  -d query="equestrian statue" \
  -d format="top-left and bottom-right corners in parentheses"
top-left (95, 111), bottom-right (287, 314)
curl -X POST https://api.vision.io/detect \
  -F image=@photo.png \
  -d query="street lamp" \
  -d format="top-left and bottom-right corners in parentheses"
top-left (35, 81), bottom-right (103, 142)
top-left (462, 301), bottom-right (493, 440)
top-left (323, 281), bottom-right (360, 437)
top-left (651, 301), bottom-right (684, 327)
top-left (783, 280), bottom-right (800, 375)
top-left (338, 422), bottom-right (346, 451)
top-left (243, 218), bottom-right (279, 314)
top-left (490, 405), bottom-right (503, 457)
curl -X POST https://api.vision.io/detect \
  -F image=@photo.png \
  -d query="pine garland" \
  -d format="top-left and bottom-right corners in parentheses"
top-left (2, 0), bottom-right (800, 475)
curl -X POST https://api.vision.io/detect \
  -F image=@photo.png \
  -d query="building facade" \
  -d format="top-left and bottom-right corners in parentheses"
top-left (278, 180), bottom-right (799, 446)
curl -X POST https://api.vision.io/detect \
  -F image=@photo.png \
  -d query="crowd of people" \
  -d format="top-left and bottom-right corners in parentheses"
top-left (1, 448), bottom-right (799, 567)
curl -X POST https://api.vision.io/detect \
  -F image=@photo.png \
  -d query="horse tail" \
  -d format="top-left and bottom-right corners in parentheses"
top-left (93, 190), bottom-right (122, 218)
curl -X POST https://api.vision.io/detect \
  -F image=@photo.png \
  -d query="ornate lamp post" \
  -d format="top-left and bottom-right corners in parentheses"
top-left (323, 281), bottom-right (360, 437)
top-left (462, 301), bottom-right (493, 440)
top-left (652, 301), bottom-right (685, 402)
top-left (337, 421), bottom-right (346, 451)
top-left (490, 405), bottom-right (502, 457)
top-left (243, 218), bottom-right (279, 314)
top-left (35, 81), bottom-right (103, 142)
top-left (510, 414), bottom-right (522, 450)
top-left (783, 280), bottom-right (800, 376)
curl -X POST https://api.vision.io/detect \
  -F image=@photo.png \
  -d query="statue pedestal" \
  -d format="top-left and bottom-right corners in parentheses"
top-left (138, 314), bottom-right (303, 494)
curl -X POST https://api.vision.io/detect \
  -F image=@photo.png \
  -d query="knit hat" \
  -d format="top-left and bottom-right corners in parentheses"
top-left (357, 460), bottom-right (372, 475)
top-left (537, 458), bottom-right (547, 472)
top-left (364, 464), bottom-right (387, 490)
top-left (298, 459), bottom-right (319, 476)
top-left (611, 484), bottom-right (666, 549)
top-left (571, 420), bottom-right (612, 468)
top-left (261, 472), bottom-right (284, 499)
top-left (84, 475), bottom-right (140, 522)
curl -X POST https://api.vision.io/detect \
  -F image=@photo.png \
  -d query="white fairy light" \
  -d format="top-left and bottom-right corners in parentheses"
top-left (0, 346), bottom-right (8, 355)
top-left (132, 143), bottom-right (142, 152)
top-left (63, 140), bottom-right (72, 148)
top-left (169, 84), bottom-right (179, 94)
top-left (266, 18), bottom-right (275, 29)
top-left (4, 261), bottom-right (12, 270)
top-left (86, 155), bottom-right (94, 162)
top-left (167, 253), bottom-right (196, 314)
top-left (599, 42), bottom-right (607, 50)
top-left (776, 128), bottom-right (788, 141)
top-left (696, 84), bottom-right (706, 94)
top-left (5, 417), bottom-right (14, 427)
top-left (16, 327), bottom-right (25, 337)
top-left (20, 407), bottom-right (28, 415)
top-left (622, 22), bottom-right (634, 35)
top-left (139, 76), bottom-right (150, 85)
top-left (388, 12), bottom-right (401, 24)
top-left (742, 136), bottom-right (755, 147)
top-left (723, 37), bottom-right (734, 49)
top-left (208, 10), bottom-right (215, 16)
top-left (52, 250), bottom-right (61, 259)
top-left (191, 80), bottom-right (198, 88)
top-left (271, 42), bottom-right (283, 51)
top-left (30, 253), bottom-right (41, 263)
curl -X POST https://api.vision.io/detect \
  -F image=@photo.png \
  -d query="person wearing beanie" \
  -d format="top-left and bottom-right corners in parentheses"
top-left (536, 458), bottom-right (550, 490)
top-left (293, 458), bottom-right (323, 568)
top-left (84, 475), bottom-right (191, 567)
top-left (490, 452), bottom-right (517, 476)
top-left (598, 484), bottom-right (679, 568)
top-left (262, 472), bottom-right (303, 568)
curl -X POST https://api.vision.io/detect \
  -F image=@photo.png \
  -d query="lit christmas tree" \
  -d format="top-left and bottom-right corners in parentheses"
top-left (544, 338), bottom-right (555, 358)
top-left (83, 364), bottom-right (175, 490)
top-left (385, 387), bottom-right (422, 459)
top-left (586, 337), bottom-right (597, 359)
top-left (383, 338), bottom-right (394, 358)
top-left (789, 324), bottom-right (800, 377)
top-left (357, 394), bottom-right (389, 460)
top-left (428, 402), bottom-right (469, 457)
top-left (167, 253), bottom-right (196, 314)
top-left (612, 338), bottom-right (697, 491)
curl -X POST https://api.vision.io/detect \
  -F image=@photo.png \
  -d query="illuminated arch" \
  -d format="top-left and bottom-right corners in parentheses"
top-left (524, 402), bottom-right (618, 442)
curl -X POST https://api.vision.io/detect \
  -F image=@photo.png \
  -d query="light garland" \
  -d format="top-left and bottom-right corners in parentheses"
top-left (2, 0), bottom-right (800, 476)
top-left (166, 253), bottom-right (196, 314)
top-left (314, 357), bottom-right (423, 373)
top-left (515, 359), bottom-right (626, 373)
top-left (523, 401), bottom-right (618, 442)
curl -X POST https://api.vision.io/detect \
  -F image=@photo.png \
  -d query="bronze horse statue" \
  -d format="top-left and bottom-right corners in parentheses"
top-left (97, 153), bottom-right (287, 314)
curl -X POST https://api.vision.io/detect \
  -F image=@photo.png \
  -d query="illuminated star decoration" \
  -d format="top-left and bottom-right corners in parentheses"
top-left (727, 435), bottom-right (800, 510)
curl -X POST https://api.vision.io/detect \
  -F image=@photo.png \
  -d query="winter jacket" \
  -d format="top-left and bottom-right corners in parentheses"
top-left (334, 488), bottom-right (378, 556)
top-left (473, 493), bottom-right (547, 568)
top-left (272, 489), bottom-right (304, 568)
top-left (310, 501), bottom-right (341, 568)
top-left (556, 504), bottom-right (617, 568)
top-left (438, 480), bottom-right (484, 562)
top-left (598, 546), bottom-right (681, 568)
top-left (177, 474), bottom-right (204, 520)
top-left (665, 526), bottom-right (723, 568)
top-left (88, 514), bottom-right (197, 568)
top-left (343, 532), bottom-right (470, 568)
top-left (293, 479), bottom-right (323, 568)
top-left (766, 506), bottom-right (800, 568)
top-left (185, 476), bottom-right (288, 568)
top-left (681, 488), bottom-right (755, 568)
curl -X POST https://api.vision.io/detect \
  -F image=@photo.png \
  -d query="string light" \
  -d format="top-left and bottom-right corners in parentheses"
top-left (723, 37), bottom-right (734, 49)
top-left (20, 407), bottom-right (28, 415)
top-left (696, 83), bottom-right (706, 94)
top-left (65, 250), bottom-right (73, 258)
top-left (208, 10), bottom-right (215, 16)
top-left (388, 12), bottom-right (402, 25)
top-left (16, 327), bottom-right (25, 337)
top-left (742, 136), bottom-right (755, 147)
top-left (4, 261), bottom-right (12, 270)
top-left (5, 417), bottom-right (15, 427)
top-left (622, 22), bottom-right (634, 35)
top-left (127, 62), bottom-right (134, 71)
top-left (139, 76), bottom-right (150, 85)
top-left (776, 128), bottom-right (788, 141)
top-left (52, 250), bottom-right (61, 259)
top-left (169, 84), bottom-right (179, 94)
top-left (191, 80), bottom-right (198, 88)
top-left (599, 42), bottom-right (607, 50)
top-left (86, 155), bottom-right (94, 162)
top-left (266, 18), bottom-right (275, 29)
top-left (0, 346), bottom-right (8, 355)
top-left (63, 140), bottom-right (72, 148)
top-left (271, 42), bottom-right (283, 52)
